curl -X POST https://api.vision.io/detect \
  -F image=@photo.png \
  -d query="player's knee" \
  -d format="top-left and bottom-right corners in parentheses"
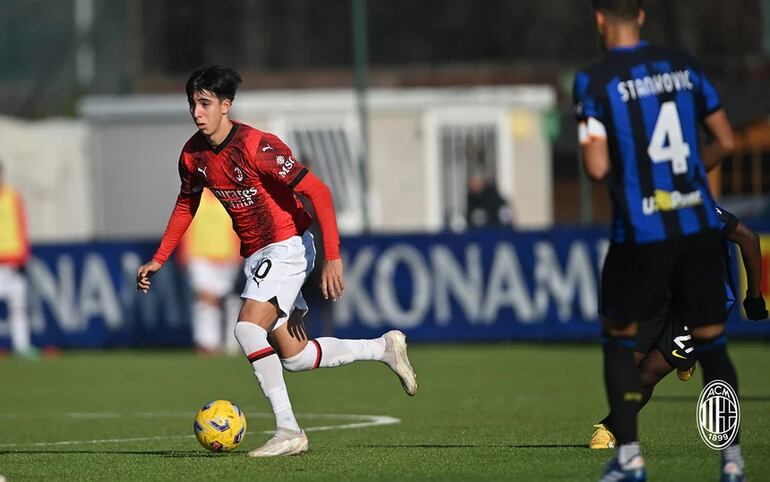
top-left (238, 299), bottom-right (280, 331)
top-left (281, 357), bottom-right (310, 372)
top-left (691, 323), bottom-right (725, 340)
top-left (280, 343), bottom-right (318, 372)
top-left (640, 369), bottom-right (662, 389)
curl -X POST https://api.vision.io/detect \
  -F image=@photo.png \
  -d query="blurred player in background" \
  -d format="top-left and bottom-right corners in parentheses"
top-left (179, 187), bottom-right (242, 355)
top-left (136, 66), bottom-right (417, 457)
top-left (590, 204), bottom-right (767, 449)
top-left (574, 1), bottom-right (744, 480)
top-left (0, 160), bottom-right (34, 359)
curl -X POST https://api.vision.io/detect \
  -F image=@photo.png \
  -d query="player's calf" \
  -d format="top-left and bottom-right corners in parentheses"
top-left (279, 331), bottom-right (418, 396)
top-left (280, 336), bottom-right (386, 372)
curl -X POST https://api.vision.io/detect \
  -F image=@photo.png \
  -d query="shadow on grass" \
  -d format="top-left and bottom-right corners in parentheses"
top-left (653, 395), bottom-right (770, 402)
top-left (361, 444), bottom-right (587, 449)
top-left (1, 444), bottom-right (590, 455)
top-left (0, 450), bottom-right (237, 457)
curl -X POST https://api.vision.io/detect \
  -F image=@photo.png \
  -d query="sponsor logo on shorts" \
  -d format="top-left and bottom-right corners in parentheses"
top-left (671, 349), bottom-right (687, 359)
top-left (672, 328), bottom-right (694, 360)
top-left (697, 380), bottom-right (740, 450)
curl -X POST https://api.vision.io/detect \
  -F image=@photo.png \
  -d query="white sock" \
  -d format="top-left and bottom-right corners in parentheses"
top-left (223, 295), bottom-right (242, 355)
top-left (617, 442), bottom-right (641, 466)
top-left (192, 300), bottom-right (221, 351)
top-left (281, 337), bottom-right (386, 372)
top-left (234, 321), bottom-right (300, 432)
top-left (8, 285), bottom-right (30, 353)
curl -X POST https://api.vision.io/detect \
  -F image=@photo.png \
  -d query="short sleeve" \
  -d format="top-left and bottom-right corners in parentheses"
top-left (251, 134), bottom-right (309, 189)
top-left (689, 59), bottom-right (722, 118)
top-left (573, 71), bottom-right (601, 122)
top-left (714, 204), bottom-right (739, 236)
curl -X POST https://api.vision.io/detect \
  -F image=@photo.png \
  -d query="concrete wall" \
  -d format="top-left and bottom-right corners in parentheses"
top-left (368, 111), bottom-right (427, 230)
top-left (0, 116), bottom-right (92, 242)
top-left (71, 86), bottom-right (556, 240)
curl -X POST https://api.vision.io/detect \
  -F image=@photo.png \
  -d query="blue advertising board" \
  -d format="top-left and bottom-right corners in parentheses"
top-left (1, 225), bottom-right (769, 349)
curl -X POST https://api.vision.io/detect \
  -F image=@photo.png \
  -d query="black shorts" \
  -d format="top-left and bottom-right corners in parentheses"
top-left (601, 229), bottom-right (726, 329)
top-left (636, 299), bottom-right (696, 371)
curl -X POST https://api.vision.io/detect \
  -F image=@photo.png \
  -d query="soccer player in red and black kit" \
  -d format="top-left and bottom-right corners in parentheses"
top-left (574, 1), bottom-right (757, 481)
top-left (136, 66), bottom-right (417, 457)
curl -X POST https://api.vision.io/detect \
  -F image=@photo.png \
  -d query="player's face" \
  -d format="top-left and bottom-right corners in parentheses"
top-left (189, 90), bottom-right (231, 136)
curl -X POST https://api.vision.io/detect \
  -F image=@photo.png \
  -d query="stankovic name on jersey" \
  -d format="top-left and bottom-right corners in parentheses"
top-left (617, 70), bottom-right (694, 103)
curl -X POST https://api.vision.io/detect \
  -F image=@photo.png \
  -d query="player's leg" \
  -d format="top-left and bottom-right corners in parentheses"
top-left (677, 231), bottom-right (744, 480)
top-left (188, 259), bottom-right (229, 354)
top-left (271, 307), bottom-right (417, 395)
top-left (598, 242), bottom-right (671, 480)
top-left (692, 323), bottom-right (743, 480)
top-left (636, 348), bottom-right (675, 409)
top-left (192, 290), bottom-right (223, 354)
top-left (601, 319), bottom-right (644, 468)
top-left (591, 350), bottom-right (646, 449)
top-left (5, 268), bottom-right (32, 357)
top-left (234, 297), bottom-right (309, 457)
top-left (637, 316), bottom-right (694, 409)
top-left (235, 232), bottom-right (333, 457)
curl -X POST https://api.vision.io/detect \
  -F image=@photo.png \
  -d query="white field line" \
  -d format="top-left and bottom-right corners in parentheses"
top-left (0, 413), bottom-right (400, 449)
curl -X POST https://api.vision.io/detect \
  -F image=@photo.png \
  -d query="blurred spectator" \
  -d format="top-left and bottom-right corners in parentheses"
top-left (179, 188), bottom-right (242, 355)
top-left (466, 173), bottom-right (513, 228)
top-left (0, 160), bottom-right (34, 358)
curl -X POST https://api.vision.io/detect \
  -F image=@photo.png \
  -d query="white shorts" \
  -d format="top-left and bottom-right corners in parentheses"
top-left (188, 258), bottom-right (240, 297)
top-left (241, 231), bottom-right (316, 326)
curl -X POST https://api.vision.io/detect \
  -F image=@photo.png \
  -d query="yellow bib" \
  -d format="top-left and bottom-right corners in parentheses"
top-left (0, 188), bottom-right (26, 261)
top-left (183, 189), bottom-right (240, 261)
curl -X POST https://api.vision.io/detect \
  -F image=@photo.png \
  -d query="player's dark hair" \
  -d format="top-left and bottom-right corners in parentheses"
top-left (186, 66), bottom-right (242, 102)
top-left (592, 0), bottom-right (643, 20)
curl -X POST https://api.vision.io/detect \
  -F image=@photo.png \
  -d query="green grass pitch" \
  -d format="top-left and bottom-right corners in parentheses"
top-left (0, 343), bottom-right (768, 481)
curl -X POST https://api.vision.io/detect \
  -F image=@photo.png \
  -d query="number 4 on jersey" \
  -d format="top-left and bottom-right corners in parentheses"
top-left (647, 101), bottom-right (691, 175)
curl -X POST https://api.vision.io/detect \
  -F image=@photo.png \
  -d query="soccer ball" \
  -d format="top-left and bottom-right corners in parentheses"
top-left (193, 400), bottom-right (247, 452)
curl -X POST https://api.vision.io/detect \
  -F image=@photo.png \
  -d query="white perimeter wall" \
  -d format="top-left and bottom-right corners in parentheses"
top-left (0, 116), bottom-right (93, 242)
top-left (0, 86), bottom-right (556, 242)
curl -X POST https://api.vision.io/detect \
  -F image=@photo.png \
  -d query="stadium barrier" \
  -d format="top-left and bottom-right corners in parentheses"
top-left (2, 225), bottom-right (770, 348)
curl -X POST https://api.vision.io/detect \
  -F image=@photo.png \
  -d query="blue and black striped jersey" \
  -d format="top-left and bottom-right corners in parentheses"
top-left (574, 41), bottom-right (722, 244)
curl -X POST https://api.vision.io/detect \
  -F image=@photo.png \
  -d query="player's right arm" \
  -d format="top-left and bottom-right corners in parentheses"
top-left (573, 71), bottom-right (610, 181)
top-left (136, 153), bottom-right (202, 293)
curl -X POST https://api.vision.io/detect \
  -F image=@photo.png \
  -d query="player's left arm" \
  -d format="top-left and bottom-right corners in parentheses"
top-left (728, 222), bottom-right (768, 320)
top-left (293, 173), bottom-right (344, 301)
top-left (573, 71), bottom-right (610, 181)
top-left (701, 110), bottom-right (735, 172)
top-left (692, 61), bottom-right (735, 172)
